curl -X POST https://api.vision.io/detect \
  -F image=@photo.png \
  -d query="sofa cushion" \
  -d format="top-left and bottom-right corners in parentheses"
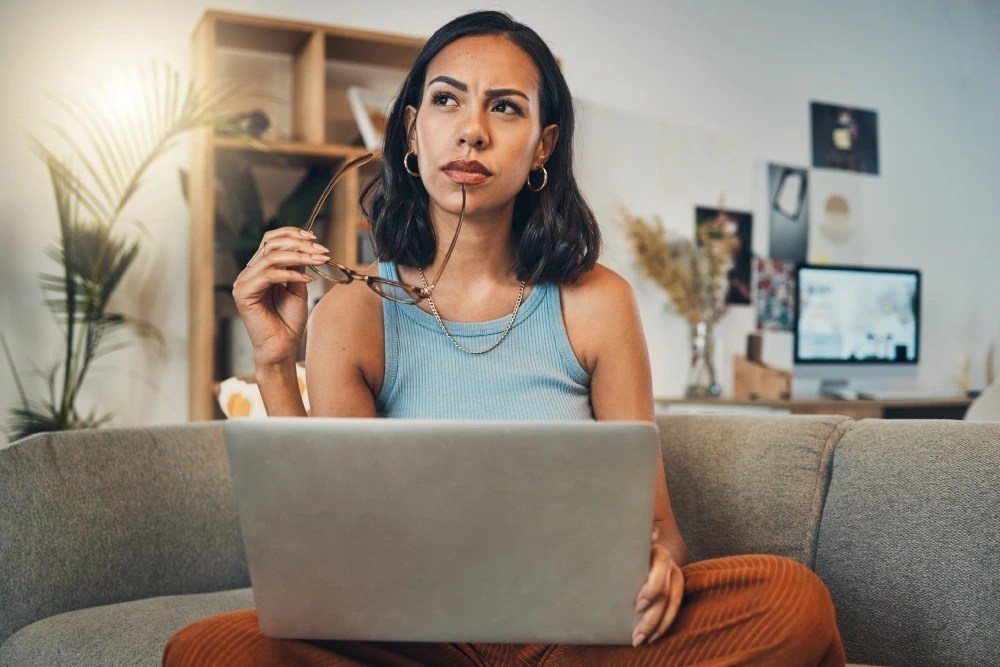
top-left (814, 419), bottom-right (1000, 667)
top-left (0, 423), bottom-right (248, 647)
top-left (0, 588), bottom-right (253, 667)
top-left (657, 414), bottom-right (850, 567)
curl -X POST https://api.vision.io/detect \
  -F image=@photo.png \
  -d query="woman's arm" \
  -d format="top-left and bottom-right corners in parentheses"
top-left (232, 227), bottom-right (332, 417)
top-left (303, 280), bottom-right (384, 418)
top-left (256, 363), bottom-right (308, 417)
top-left (563, 265), bottom-right (688, 567)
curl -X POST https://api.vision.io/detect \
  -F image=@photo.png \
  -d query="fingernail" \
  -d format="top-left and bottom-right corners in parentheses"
top-left (635, 598), bottom-right (651, 613)
top-left (311, 254), bottom-right (329, 261)
top-left (312, 242), bottom-right (330, 252)
top-left (632, 633), bottom-right (646, 647)
top-left (299, 229), bottom-right (316, 238)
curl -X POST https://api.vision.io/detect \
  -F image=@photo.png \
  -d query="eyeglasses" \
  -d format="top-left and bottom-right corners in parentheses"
top-left (302, 152), bottom-right (463, 305)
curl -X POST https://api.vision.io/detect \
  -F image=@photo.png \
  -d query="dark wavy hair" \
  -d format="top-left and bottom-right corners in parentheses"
top-left (359, 10), bottom-right (601, 284)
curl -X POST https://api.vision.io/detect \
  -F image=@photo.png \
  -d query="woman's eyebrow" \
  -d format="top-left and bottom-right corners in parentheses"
top-left (487, 88), bottom-right (530, 101)
top-left (428, 75), bottom-right (467, 91)
top-left (427, 75), bottom-right (530, 101)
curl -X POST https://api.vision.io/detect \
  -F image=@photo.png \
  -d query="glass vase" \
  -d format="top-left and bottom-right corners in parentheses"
top-left (685, 320), bottom-right (722, 399)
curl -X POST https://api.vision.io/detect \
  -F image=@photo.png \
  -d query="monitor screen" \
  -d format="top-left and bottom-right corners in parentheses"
top-left (794, 265), bottom-right (920, 364)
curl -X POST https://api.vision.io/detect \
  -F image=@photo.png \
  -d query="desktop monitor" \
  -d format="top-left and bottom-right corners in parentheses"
top-left (794, 264), bottom-right (920, 396)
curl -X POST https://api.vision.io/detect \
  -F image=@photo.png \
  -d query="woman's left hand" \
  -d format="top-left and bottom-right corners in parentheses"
top-left (632, 527), bottom-right (685, 647)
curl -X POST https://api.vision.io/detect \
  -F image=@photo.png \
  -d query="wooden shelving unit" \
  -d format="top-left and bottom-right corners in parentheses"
top-left (188, 10), bottom-right (423, 420)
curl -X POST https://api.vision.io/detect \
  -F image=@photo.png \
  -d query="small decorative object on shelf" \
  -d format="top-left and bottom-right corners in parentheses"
top-left (732, 355), bottom-right (792, 400)
top-left (687, 320), bottom-right (722, 398)
top-left (956, 357), bottom-right (972, 396)
top-left (347, 86), bottom-right (395, 150)
top-left (987, 343), bottom-right (996, 388)
top-left (622, 205), bottom-right (737, 398)
top-left (216, 108), bottom-right (270, 139)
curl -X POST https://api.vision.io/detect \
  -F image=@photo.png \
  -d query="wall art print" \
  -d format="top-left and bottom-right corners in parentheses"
top-left (811, 101), bottom-right (879, 175)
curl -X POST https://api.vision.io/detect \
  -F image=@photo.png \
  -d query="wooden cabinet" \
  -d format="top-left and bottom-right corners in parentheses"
top-left (187, 10), bottom-right (423, 419)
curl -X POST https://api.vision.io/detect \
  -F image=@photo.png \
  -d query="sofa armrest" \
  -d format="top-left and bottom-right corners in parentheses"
top-left (0, 422), bottom-right (248, 647)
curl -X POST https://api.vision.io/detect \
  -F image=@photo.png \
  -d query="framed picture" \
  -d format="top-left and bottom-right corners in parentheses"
top-left (810, 101), bottom-right (880, 175)
top-left (755, 258), bottom-right (796, 332)
top-left (695, 206), bottom-right (754, 305)
top-left (347, 86), bottom-right (395, 150)
top-left (808, 170), bottom-right (864, 264)
top-left (767, 163), bottom-right (810, 263)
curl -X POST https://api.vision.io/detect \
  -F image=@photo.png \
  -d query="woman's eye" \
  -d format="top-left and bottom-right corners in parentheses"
top-left (493, 99), bottom-right (523, 116)
top-left (431, 92), bottom-right (457, 106)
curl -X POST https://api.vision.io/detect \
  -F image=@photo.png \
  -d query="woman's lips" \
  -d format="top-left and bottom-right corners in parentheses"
top-left (443, 169), bottom-right (489, 185)
top-left (442, 159), bottom-right (491, 186)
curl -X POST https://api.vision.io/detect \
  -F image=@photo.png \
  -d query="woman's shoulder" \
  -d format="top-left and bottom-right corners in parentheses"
top-left (309, 264), bottom-right (385, 325)
top-left (559, 262), bottom-right (637, 311)
top-left (558, 263), bottom-right (641, 374)
top-left (306, 265), bottom-right (385, 388)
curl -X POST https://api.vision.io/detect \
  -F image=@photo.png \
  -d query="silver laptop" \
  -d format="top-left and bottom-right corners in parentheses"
top-left (224, 418), bottom-right (659, 645)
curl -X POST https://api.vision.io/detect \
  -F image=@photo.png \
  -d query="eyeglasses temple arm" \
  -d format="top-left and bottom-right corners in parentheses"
top-left (427, 185), bottom-right (465, 290)
top-left (302, 152), bottom-right (379, 233)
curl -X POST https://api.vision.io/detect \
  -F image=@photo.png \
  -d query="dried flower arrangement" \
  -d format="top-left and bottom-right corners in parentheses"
top-left (621, 206), bottom-right (737, 326)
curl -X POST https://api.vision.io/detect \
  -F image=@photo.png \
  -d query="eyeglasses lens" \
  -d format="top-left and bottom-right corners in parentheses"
top-left (371, 281), bottom-right (419, 304)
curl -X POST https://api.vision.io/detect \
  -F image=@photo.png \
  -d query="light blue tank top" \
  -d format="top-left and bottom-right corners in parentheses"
top-left (376, 262), bottom-right (593, 420)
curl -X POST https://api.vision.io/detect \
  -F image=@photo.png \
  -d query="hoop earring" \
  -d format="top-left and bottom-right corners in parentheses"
top-left (526, 166), bottom-right (548, 192)
top-left (404, 150), bottom-right (420, 177)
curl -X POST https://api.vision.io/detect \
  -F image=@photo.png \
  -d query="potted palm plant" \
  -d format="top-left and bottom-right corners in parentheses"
top-left (2, 63), bottom-right (245, 441)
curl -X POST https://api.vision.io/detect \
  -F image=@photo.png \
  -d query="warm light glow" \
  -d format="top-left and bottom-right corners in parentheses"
top-left (106, 80), bottom-right (140, 118)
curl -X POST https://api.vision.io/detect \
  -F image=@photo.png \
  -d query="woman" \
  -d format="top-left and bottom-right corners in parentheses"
top-left (165, 11), bottom-right (844, 666)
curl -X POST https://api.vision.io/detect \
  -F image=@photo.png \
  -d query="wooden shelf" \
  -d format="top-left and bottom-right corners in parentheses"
top-left (213, 135), bottom-right (370, 162)
top-left (324, 32), bottom-right (424, 69)
top-left (206, 10), bottom-right (424, 62)
top-left (213, 18), bottom-right (313, 54)
top-left (187, 9), bottom-right (423, 420)
top-left (655, 396), bottom-right (974, 420)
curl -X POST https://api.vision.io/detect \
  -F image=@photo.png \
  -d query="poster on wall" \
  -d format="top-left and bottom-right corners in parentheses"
top-left (696, 206), bottom-right (753, 305)
top-left (767, 163), bottom-right (810, 263)
top-left (808, 170), bottom-right (864, 264)
top-left (755, 258), bottom-right (796, 332)
top-left (810, 101), bottom-right (879, 175)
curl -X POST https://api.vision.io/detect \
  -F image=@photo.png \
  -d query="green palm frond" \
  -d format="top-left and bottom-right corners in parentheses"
top-left (41, 65), bottom-right (239, 223)
top-left (39, 221), bottom-right (139, 325)
top-left (8, 404), bottom-right (62, 440)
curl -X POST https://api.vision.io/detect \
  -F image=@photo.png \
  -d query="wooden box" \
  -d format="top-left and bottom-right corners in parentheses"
top-left (733, 355), bottom-right (793, 401)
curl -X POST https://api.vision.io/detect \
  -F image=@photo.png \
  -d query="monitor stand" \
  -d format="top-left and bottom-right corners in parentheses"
top-left (818, 379), bottom-right (851, 399)
top-left (794, 364), bottom-right (919, 399)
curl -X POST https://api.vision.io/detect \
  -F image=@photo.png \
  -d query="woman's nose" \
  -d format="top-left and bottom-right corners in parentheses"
top-left (457, 112), bottom-right (489, 149)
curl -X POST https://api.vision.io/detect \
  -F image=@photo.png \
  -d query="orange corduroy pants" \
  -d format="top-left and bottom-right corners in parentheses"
top-left (163, 554), bottom-right (846, 667)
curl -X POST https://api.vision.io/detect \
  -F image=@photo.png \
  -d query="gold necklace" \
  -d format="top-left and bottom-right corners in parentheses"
top-left (417, 268), bottom-right (526, 355)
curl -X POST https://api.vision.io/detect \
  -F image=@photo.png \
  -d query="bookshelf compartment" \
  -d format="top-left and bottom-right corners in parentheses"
top-left (324, 60), bottom-right (407, 146)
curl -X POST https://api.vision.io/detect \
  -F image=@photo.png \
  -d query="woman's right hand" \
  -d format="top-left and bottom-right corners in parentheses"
top-left (231, 228), bottom-right (331, 370)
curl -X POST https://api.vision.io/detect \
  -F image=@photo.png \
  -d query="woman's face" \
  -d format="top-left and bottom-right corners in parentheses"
top-left (406, 34), bottom-right (558, 221)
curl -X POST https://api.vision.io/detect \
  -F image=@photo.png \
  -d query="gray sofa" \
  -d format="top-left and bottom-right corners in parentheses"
top-left (1, 415), bottom-right (997, 667)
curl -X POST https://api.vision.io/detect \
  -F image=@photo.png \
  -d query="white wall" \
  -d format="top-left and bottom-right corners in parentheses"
top-left (1, 0), bottom-right (998, 432)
